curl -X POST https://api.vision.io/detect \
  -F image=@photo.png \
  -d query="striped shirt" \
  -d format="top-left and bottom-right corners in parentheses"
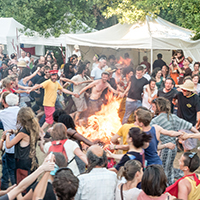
top-left (150, 113), bottom-right (192, 144)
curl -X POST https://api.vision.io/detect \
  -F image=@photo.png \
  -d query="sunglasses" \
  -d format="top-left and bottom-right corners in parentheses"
top-left (188, 152), bottom-right (197, 169)
top-left (152, 98), bottom-right (157, 103)
top-left (55, 167), bottom-right (72, 175)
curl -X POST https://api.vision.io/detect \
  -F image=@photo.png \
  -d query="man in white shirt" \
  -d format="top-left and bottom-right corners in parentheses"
top-left (18, 50), bottom-right (30, 66)
top-left (0, 93), bottom-right (20, 190)
top-left (72, 44), bottom-right (81, 59)
top-left (75, 145), bottom-right (117, 200)
top-left (90, 56), bottom-right (107, 80)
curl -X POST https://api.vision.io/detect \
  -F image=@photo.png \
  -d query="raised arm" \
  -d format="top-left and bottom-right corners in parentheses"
top-left (7, 158), bottom-right (55, 200)
top-left (61, 88), bottom-right (79, 98)
top-left (107, 83), bottom-right (119, 95)
top-left (154, 124), bottom-right (182, 139)
top-left (60, 77), bottom-right (77, 85)
top-left (23, 67), bottom-right (40, 84)
top-left (67, 129), bottom-right (93, 146)
top-left (6, 132), bottom-right (27, 149)
top-left (122, 81), bottom-right (131, 97)
top-left (29, 84), bottom-right (43, 93)
top-left (79, 81), bottom-right (97, 95)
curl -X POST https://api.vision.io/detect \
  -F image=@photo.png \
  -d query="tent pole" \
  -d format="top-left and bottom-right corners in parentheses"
top-left (150, 47), bottom-right (153, 73)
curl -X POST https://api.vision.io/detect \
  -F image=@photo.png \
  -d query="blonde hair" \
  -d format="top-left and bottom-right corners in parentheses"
top-left (2, 77), bottom-right (12, 88)
top-left (17, 107), bottom-right (40, 170)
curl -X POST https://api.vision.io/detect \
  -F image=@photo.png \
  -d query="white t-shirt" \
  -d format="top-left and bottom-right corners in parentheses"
top-left (115, 182), bottom-right (142, 200)
top-left (0, 106), bottom-right (20, 153)
top-left (72, 50), bottom-right (81, 58)
top-left (92, 62), bottom-right (99, 69)
top-left (18, 56), bottom-right (30, 66)
top-left (142, 84), bottom-right (158, 111)
top-left (90, 67), bottom-right (103, 80)
top-left (44, 139), bottom-right (80, 176)
top-left (71, 74), bottom-right (90, 97)
top-left (143, 73), bottom-right (151, 81)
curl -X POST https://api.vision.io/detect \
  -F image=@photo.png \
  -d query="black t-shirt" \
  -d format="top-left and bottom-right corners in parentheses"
top-left (31, 181), bottom-right (56, 200)
top-left (157, 88), bottom-right (178, 112)
top-left (153, 59), bottom-right (166, 70)
top-left (15, 128), bottom-right (30, 159)
top-left (175, 92), bottom-right (200, 125)
top-left (34, 77), bottom-right (48, 105)
top-left (128, 76), bottom-right (148, 100)
top-left (30, 74), bottom-right (42, 85)
top-left (115, 151), bottom-right (143, 171)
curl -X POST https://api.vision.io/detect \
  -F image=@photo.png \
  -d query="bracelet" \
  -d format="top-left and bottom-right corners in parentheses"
top-left (164, 144), bottom-right (167, 148)
top-left (114, 145), bottom-right (117, 150)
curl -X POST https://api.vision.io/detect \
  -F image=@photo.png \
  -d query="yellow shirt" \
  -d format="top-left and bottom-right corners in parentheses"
top-left (185, 176), bottom-right (200, 200)
top-left (117, 123), bottom-right (139, 153)
top-left (41, 79), bottom-right (62, 107)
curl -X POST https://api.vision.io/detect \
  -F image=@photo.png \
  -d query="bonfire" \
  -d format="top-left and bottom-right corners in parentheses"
top-left (76, 92), bottom-right (122, 144)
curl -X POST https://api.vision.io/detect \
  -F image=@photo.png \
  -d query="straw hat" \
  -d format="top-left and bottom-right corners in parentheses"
top-left (179, 80), bottom-right (195, 92)
top-left (186, 57), bottom-right (193, 64)
top-left (17, 60), bottom-right (27, 67)
top-left (74, 44), bottom-right (79, 50)
top-left (105, 67), bottom-right (116, 73)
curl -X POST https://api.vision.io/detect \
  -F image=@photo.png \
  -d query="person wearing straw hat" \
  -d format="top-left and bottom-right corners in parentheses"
top-left (174, 79), bottom-right (200, 128)
top-left (72, 44), bottom-right (81, 60)
top-left (17, 60), bottom-right (27, 73)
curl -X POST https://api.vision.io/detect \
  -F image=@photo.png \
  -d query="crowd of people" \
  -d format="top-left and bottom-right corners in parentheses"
top-left (0, 46), bottom-right (200, 200)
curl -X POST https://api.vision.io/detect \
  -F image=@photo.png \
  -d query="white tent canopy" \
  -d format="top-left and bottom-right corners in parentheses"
top-left (65, 15), bottom-right (200, 68)
top-left (0, 17), bottom-right (95, 56)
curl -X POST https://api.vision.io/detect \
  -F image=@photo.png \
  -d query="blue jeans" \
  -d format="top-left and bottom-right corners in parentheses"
top-left (122, 100), bottom-right (142, 124)
top-left (0, 121), bottom-right (4, 130)
top-left (1, 153), bottom-right (16, 190)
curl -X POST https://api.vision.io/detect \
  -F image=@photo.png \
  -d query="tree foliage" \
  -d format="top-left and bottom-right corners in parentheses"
top-left (0, 0), bottom-right (96, 37)
top-left (95, 0), bottom-right (200, 39)
top-left (0, 0), bottom-right (200, 39)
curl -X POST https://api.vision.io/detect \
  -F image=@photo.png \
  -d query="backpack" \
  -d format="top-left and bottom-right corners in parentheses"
top-left (48, 139), bottom-right (68, 161)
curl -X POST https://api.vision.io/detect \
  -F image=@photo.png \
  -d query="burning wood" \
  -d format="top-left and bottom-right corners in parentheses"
top-left (76, 92), bottom-right (122, 144)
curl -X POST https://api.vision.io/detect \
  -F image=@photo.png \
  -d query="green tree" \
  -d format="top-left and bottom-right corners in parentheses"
top-left (0, 0), bottom-right (96, 37)
top-left (95, 0), bottom-right (200, 39)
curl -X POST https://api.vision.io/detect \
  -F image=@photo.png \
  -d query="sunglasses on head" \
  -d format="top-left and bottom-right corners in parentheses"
top-left (188, 152), bottom-right (197, 169)
top-left (152, 98), bottom-right (157, 103)
top-left (55, 167), bottom-right (72, 175)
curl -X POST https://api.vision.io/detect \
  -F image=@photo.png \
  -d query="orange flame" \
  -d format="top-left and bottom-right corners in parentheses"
top-left (76, 92), bottom-right (122, 144)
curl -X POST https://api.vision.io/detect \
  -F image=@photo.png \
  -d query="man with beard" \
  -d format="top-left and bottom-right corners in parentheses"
top-left (157, 77), bottom-right (178, 113)
top-left (29, 70), bottom-right (79, 131)
top-left (78, 72), bottom-right (120, 116)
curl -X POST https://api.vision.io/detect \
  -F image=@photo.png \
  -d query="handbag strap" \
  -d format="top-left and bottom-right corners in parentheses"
top-left (120, 184), bottom-right (124, 200)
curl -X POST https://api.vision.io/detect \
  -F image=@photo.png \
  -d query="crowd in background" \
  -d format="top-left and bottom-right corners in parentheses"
top-left (0, 45), bottom-right (200, 200)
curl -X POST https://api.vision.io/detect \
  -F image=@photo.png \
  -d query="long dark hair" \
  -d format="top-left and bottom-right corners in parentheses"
top-left (57, 114), bottom-right (76, 129)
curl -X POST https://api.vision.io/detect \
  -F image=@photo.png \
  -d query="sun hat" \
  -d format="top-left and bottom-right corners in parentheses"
top-left (186, 57), bottom-right (193, 64)
top-left (105, 67), bottom-right (116, 73)
top-left (179, 80), bottom-right (195, 92)
top-left (74, 44), bottom-right (79, 50)
top-left (17, 60), bottom-right (27, 67)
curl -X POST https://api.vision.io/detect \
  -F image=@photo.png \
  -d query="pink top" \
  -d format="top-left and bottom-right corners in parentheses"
top-left (137, 191), bottom-right (168, 200)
